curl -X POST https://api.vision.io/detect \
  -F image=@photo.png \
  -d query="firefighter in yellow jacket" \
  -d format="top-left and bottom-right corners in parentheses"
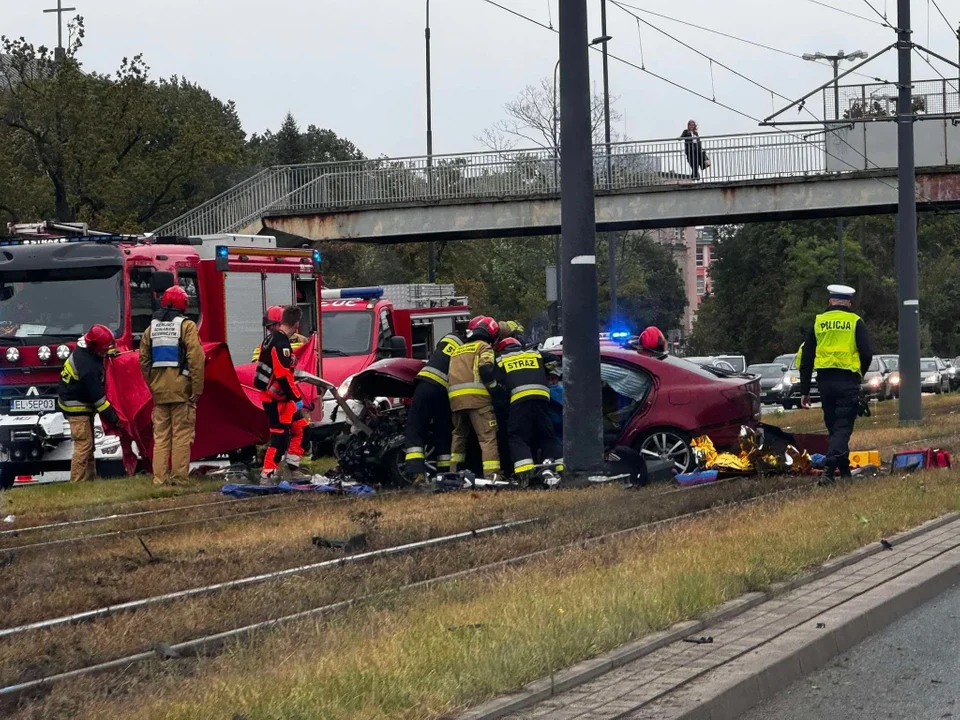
top-left (139, 285), bottom-right (206, 486)
top-left (448, 316), bottom-right (501, 479)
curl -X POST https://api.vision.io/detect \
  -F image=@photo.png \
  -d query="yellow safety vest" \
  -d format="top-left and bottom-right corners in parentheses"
top-left (813, 310), bottom-right (861, 374)
top-left (795, 343), bottom-right (803, 368)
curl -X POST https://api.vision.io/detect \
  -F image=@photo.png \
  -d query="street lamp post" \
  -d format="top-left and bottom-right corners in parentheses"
top-left (594, 0), bottom-right (616, 324)
top-left (803, 49), bottom-right (868, 283)
top-left (425, 0), bottom-right (436, 282)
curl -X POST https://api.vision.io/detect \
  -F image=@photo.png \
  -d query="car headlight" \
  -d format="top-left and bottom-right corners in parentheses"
top-left (773, 383), bottom-right (783, 391)
top-left (890, 375), bottom-right (900, 385)
top-left (37, 345), bottom-right (52, 363)
top-left (5, 347), bottom-right (20, 363)
top-left (337, 374), bottom-right (356, 399)
top-left (56, 344), bottom-right (71, 361)
top-left (790, 376), bottom-right (799, 384)
top-left (868, 377), bottom-right (881, 387)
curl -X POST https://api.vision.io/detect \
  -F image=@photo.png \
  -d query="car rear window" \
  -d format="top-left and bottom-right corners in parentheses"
top-left (747, 364), bottom-right (784, 378)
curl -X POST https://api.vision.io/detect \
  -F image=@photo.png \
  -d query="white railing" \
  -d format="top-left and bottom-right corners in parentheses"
top-left (154, 131), bottom-right (829, 237)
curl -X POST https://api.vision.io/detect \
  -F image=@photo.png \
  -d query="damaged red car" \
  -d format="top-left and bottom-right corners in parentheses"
top-left (338, 344), bottom-right (761, 480)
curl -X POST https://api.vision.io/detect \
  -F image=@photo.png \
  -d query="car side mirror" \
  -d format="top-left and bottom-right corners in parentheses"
top-left (379, 335), bottom-right (407, 358)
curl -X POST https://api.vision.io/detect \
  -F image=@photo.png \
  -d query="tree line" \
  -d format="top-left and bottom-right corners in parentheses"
top-left (0, 21), bottom-right (687, 336)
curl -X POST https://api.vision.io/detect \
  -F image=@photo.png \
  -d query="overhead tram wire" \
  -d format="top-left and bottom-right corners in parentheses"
top-left (858, 0), bottom-right (896, 28)
top-left (613, 1), bottom-right (890, 82)
top-left (800, 0), bottom-right (891, 27)
top-left (474, 0), bottom-right (907, 198)
top-left (930, 0), bottom-right (960, 38)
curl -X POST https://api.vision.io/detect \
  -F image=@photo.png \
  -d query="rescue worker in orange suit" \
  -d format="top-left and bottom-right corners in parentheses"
top-left (254, 305), bottom-right (305, 484)
top-left (138, 286), bottom-right (206, 486)
top-left (639, 326), bottom-right (667, 353)
top-left (496, 337), bottom-right (563, 487)
top-left (799, 284), bottom-right (873, 485)
top-left (404, 331), bottom-right (462, 486)
top-left (57, 325), bottom-right (120, 483)
top-left (448, 316), bottom-right (501, 479)
top-left (253, 305), bottom-right (310, 474)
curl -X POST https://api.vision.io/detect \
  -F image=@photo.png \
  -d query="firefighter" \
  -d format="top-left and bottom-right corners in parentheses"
top-left (254, 305), bottom-right (305, 484)
top-left (403, 331), bottom-right (462, 486)
top-left (799, 284), bottom-right (873, 484)
top-left (496, 337), bottom-right (563, 487)
top-left (251, 306), bottom-right (308, 361)
top-left (448, 316), bottom-right (501, 479)
top-left (138, 285), bottom-right (206, 486)
top-left (57, 325), bottom-right (120, 483)
top-left (498, 319), bottom-right (530, 347)
top-left (639, 326), bottom-right (667, 353)
top-left (253, 305), bottom-right (310, 476)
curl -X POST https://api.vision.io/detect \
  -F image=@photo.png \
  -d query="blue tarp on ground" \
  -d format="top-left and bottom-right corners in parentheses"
top-left (221, 480), bottom-right (375, 498)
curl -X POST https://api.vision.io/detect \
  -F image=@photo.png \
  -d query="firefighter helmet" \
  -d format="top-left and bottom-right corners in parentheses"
top-left (497, 337), bottom-right (522, 352)
top-left (467, 316), bottom-right (499, 342)
top-left (263, 305), bottom-right (284, 327)
top-left (161, 285), bottom-right (189, 312)
top-left (639, 326), bottom-right (667, 352)
top-left (83, 325), bottom-right (116, 355)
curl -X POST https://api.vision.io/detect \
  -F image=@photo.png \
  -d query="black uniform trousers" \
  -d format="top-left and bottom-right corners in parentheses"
top-left (508, 399), bottom-right (563, 475)
top-left (818, 369), bottom-right (861, 477)
top-left (404, 380), bottom-right (453, 475)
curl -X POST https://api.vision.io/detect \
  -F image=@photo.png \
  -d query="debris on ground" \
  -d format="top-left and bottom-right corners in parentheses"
top-left (220, 480), bottom-right (375, 499)
top-left (311, 533), bottom-right (368, 552)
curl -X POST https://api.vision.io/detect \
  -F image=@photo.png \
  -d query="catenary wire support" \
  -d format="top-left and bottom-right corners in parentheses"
top-left (709, 59), bottom-right (716, 101)
top-left (635, 17), bottom-right (646, 69)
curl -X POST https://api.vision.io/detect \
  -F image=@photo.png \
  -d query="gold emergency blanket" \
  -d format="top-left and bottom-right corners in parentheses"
top-left (691, 427), bottom-right (813, 474)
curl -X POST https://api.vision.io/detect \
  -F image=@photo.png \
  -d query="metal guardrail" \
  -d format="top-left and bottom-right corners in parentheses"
top-left (154, 131), bottom-right (829, 237)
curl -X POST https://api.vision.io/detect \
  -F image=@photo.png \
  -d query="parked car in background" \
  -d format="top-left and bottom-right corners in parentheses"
top-left (861, 356), bottom-right (895, 401)
top-left (684, 356), bottom-right (738, 373)
top-left (921, 357), bottom-right (951, 394)
top-left (715, 355), bottom-right (747, 373)
top-left (947, 358), bottom-right (960, 391)
top-left (878, 355), bottom-right (900, 398)
top-left (778, 354), bottom-right (819, 410)
top-left (747, 362), bottom-right (790, 405)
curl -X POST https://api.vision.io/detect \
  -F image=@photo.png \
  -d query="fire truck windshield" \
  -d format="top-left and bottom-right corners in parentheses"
top-left (0, 268), bottom-right (123, 339)
top-left (322, 310), bottom-right (374, 356)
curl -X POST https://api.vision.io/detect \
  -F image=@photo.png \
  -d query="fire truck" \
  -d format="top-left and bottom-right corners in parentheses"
top-left (316, 283), bottom-right (471, 440)
top-left (0, 222), bottom-right (322, 487)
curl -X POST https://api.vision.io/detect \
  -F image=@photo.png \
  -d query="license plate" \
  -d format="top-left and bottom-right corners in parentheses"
top-left (11, 398), bottom-right (56, 413)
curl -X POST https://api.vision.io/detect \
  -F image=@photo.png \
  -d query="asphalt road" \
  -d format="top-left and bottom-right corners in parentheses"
top-left (742, 580), bottom-right (960, 720)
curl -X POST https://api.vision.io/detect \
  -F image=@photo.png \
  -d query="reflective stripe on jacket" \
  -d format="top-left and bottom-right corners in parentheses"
top-left (448, 340), bottom-right (496, 410)
top-left (417, 334), bottom-right (463, 388)
top-left (496, 349), bottom-right (550, 404)
top-left (150, 316), bottom-right (187, 374)
top-left (58, 347), bottom-right (111, 416)
top-left (254, 330), bottom-right (302, 402)
top-left (139, 310), bottom-right (205, 405)
top-left (813, 310), bottom-right (861, 374)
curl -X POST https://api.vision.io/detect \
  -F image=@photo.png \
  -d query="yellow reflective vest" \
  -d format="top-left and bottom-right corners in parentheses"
top-left (813, 310), bottom-right (861, 374)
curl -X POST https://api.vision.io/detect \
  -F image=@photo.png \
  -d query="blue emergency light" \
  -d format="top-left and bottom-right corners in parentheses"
top-left (313, 249), bottom-right (322, 264)
top-left (215, 245), bottom-right (229, 272)
top-left (321, 287), bottom-right (385, 301)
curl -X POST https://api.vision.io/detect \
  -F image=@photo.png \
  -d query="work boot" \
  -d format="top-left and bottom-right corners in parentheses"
top-left (284, 464), bottom-right (310, 482)
top-left (409, 472), bottom-right (433, 493)
top-left (818, 460), bottom-right (837, 487)
top-left (258, 471), bottom-right (278, 487)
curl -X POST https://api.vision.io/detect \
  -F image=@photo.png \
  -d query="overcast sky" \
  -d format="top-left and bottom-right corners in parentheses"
top-left (3, 0), bottom-right (959, 158)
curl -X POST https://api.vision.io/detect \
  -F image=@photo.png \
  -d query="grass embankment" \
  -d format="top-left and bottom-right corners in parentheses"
top-left (0, 476), bottom-right (809, 689)
top-left (15, 470), bottom-right (960, 720)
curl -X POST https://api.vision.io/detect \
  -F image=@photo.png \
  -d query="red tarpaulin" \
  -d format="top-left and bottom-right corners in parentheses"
top-left (233, 334), bottom-right (320, 411)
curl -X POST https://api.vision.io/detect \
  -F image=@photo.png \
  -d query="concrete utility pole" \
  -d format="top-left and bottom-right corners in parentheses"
top-left (897, 0), bottom-right (922, 424)
top-left (425, 0), bottom-right (437, 282)
top-left (43, 0), bottom-right (76, 61)
top-left (560, 0), bottom-right (605, 475)
top-left (597, 0), bottom-right (616, 323)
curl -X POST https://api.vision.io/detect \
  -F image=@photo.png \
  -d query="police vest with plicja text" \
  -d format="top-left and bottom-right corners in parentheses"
top-left (813, 309), bottom-right (861, 374)
top-left (150, 316), bottom-right (189, 376)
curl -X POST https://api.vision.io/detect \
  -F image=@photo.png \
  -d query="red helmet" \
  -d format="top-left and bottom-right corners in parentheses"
top-left (263, 305), bottom-right (284, 327)
top-left (497, 337), bottom-right (522, 352)
top-left (84, 325), bottom-right (116, 355)
top-left (161, 285), bottom-right (189, 312)
top-left (639, 326), bottom-right (667, 352)
top-left (467, 316), bottom-right (499, 342)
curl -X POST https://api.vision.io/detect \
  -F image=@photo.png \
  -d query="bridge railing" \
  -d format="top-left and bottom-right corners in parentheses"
top-left (154, 131), bottom-right (828, 236)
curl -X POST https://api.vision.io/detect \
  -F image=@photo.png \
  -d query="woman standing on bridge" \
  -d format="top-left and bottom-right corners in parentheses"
top-left (681, 120), bottom-right (706, 180)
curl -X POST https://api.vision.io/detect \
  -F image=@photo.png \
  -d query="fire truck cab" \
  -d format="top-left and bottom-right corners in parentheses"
top-left (0, 224), bottom-right (321, 487)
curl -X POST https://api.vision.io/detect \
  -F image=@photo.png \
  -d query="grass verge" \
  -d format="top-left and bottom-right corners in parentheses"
top-left (33, 469), bottom-right (960, 720)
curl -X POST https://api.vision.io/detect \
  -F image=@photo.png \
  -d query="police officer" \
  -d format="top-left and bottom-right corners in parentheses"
top-left (57, 325), bottom-right (121, 483)
top-left (254, 305), bottom-right (305, 484)
top-left (139, 286), bottom-right (206, 486)
top-left (496, 337), bottom-right (563, 487)
top-left (448, 316), bottom-right (501, 480)
top-left (403, 331), bottom-right (462, 485)
top-left (799, 284), bottom-right (873, 484)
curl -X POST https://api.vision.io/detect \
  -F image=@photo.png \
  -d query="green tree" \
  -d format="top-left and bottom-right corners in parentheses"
top-left (248, 114), bottom-right (364, 166)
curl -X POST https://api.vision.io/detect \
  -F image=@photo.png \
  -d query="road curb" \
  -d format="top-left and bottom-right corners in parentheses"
top-left (455, 512), bottom-right (960, 720)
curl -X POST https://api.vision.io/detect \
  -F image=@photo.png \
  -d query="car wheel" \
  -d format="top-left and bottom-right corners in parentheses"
top-left (386, 442), bottom-right (437, 488)
top-left (636, 429), bottom-right (693, 475)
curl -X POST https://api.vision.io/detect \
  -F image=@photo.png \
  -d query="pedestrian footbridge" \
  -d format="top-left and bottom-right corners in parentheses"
top-left (155, 80), bottom-right (960, 244)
